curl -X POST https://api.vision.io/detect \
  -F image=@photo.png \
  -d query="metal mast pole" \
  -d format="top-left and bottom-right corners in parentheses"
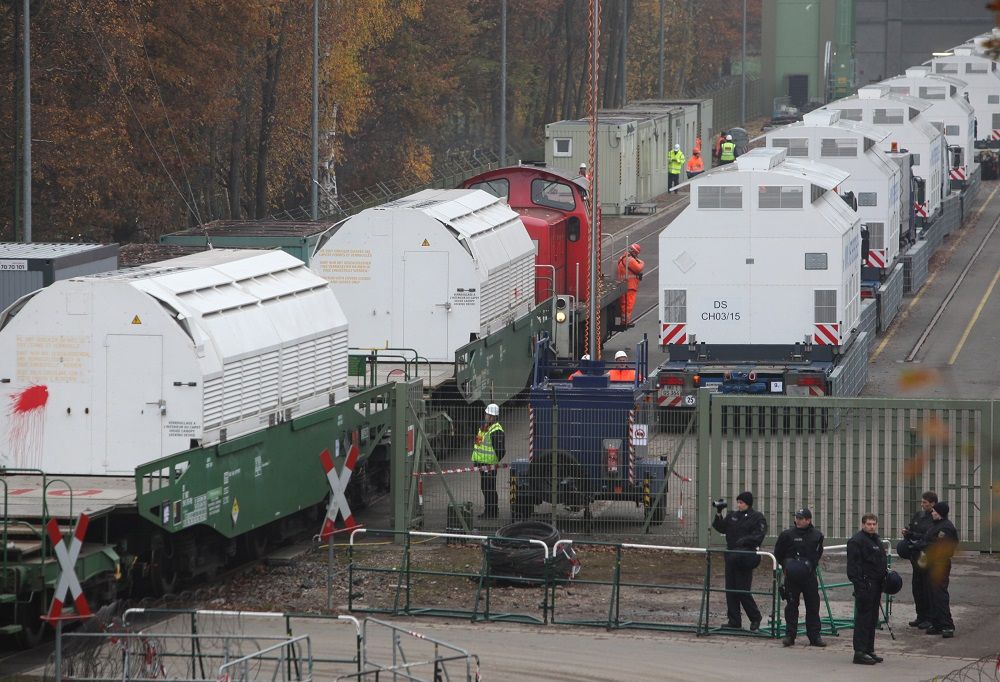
top-left (741, 0), bottom-right (747, 125)
top-left (22, 0), bottom-right (31, 242)
top-left (588, 0), bottom-right (600, 358)
top-left (310, 0), bottom-right (319, 220)
top-left (658, 0), bottom-right (665, 98)
top-left (620, 0), bottom-right (628, 106)
top-left (500, 0), bottom-right (507, 165)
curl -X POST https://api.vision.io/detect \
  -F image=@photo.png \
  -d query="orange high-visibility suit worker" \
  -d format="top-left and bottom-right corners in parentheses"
top-left (617, 243), bottom-right (644, 325)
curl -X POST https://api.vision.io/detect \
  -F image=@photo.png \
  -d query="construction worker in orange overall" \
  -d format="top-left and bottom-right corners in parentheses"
top-left (617, 243), bottom-right (644, 326)
top-left (687, 150), bottom-right (705, 179)
top-left (609, 350), bottom-right (638, 382)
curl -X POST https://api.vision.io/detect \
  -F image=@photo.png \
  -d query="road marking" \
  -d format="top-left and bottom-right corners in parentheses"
top-left (871, 185), bottom-right (999, 361)
top-left (948, 262), bottom-right (1000, 365)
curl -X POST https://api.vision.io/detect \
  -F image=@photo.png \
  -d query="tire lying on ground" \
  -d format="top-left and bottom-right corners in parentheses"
top-left (483, 521), bottom-right (580, 585)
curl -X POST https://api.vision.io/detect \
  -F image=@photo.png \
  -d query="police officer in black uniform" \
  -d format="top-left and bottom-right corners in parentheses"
top-left (847, 513), bottom-right (888, 665)
top-left (773, 507), bottom-right (826, 647)
top-left (900, 491), bottom-right (936, 629)
top-left (711, 491), bottom-right (768, 630)
top-left (913, 501), bottom-right (959, 637)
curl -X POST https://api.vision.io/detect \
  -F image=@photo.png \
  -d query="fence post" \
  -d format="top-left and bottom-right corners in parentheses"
top-left (392, 382), bottom-right (410, 539)
top-left (990, 401), bottom-right (1000, 552)
top-left (696, 387), bottom-right (712, 547)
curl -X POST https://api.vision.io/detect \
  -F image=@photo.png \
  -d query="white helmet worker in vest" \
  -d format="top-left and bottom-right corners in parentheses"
top-left (720, 133), bottom-right (737, 164)
top-left (472, 403), bottom-right (506, 519)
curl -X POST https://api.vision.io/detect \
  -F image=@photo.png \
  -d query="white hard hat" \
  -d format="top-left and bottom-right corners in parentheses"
top-left (581, 354), bottom-right (591, 361)
top-left (485, 403), bottom-right (500, 416)
top-left (614, 350), bottom-right (628, 360)
top-left (674, 143), bottom-right (681, 151)
top-left (726, 134), bottom-right (733, 141)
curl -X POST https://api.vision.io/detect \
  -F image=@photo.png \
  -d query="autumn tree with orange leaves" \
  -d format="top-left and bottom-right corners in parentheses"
top-left (0, 0), bottom-right (759, 242)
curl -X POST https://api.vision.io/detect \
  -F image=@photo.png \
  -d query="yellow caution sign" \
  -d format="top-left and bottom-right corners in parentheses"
top-left (231, 498), bottom-right (240, 525)
top-left (131, 315), bottom-right (142, 325)
top-left (421, 239), bottom-right (430, 247)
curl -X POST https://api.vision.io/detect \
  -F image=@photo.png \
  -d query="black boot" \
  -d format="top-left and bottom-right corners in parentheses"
top-left (853, 652), bottom-right (877, 665)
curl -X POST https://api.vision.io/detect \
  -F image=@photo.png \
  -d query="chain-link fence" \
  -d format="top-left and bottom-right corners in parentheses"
top-left (409, 382), bottom-right (699, 545)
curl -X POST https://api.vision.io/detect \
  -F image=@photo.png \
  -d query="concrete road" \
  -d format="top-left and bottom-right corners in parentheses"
top-left (867, 183), bottom-right (1000, 399)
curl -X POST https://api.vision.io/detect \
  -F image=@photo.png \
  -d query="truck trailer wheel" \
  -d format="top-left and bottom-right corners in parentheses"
top-left (526, 451), bottom-right (588, 509)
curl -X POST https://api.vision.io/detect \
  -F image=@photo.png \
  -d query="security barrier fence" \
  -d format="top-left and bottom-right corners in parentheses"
top-left (404, 387), bottom-right (699, 544)
top-left (699, 393), bottom-right (995, 550)
top-left (347, 529), bottom-right (896, 641)
top-left (403, 389), bottom-right (996, 550)
top-left (48, 609), bottom-right (479, 682)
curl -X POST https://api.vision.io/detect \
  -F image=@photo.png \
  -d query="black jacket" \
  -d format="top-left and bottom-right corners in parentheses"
top-left (773, 523), bottom-right (824, 568)
top-left (712, 508), bottom-right (767, 551)
top-left (915, 518), bottom-right (959, 563)
top-left (846, 530), bottom-right (887, 587)
top-left (903, 509), bottom-right (933, 553)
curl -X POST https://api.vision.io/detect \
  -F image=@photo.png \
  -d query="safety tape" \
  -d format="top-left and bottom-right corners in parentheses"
top-left (411, 463), bottom-right (512, 477)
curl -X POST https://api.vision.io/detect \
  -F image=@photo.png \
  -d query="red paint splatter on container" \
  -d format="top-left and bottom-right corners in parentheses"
top-left (7, 385), bottom-right (49, 468)
top-left (12, 384), bottom-right (48, 413)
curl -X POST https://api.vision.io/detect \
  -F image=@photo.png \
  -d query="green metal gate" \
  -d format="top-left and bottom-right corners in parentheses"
top-left (696, 392), bottom-right (997, 551)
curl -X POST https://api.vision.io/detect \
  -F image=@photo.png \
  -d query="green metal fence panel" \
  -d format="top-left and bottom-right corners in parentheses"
top-left (701, 395), bottom-right (991, 550)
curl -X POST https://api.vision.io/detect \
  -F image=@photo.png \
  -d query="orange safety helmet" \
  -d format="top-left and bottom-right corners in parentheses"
top-left (629, 243), bottom-right (641, 255)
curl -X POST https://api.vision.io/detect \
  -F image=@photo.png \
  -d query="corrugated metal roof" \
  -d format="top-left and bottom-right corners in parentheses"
top-left (0, 242), bottom-right (112, 259)
top-left (167, 220), bottom-right (337, 238)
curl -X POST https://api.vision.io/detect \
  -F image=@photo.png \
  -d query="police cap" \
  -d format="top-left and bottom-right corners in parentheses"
top-left (794, 507), bottom-right (812, 519)
top-left (895, 539), bottom-right (916, 560)
top-left (883, 570), bottom-right (903, 595)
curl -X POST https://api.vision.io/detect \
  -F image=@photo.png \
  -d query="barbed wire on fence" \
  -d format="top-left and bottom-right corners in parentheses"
top-left (273, 145), bottom-right (520, 224)
top-left (922, 654), bottom-right (1000, 682)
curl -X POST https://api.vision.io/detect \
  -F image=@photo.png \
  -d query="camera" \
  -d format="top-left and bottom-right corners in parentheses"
top-left (712, 498), bottom-right (728, 512)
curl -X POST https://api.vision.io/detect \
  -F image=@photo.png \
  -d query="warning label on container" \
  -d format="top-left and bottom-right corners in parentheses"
top-left (166, 420), bottom-right (198, 438)
top-left (316, 248), bottom-right (372, 285)
top-left (451, 288), bottom-right (478, 307)
top-left (16, 335), bottom-right (92, 384)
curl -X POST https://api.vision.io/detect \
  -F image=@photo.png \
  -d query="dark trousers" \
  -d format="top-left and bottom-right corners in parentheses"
top-left (853, 582), bottom-right (882, 654)
top-left (926, 562), bottom-right (954, 629)
top-left (479, 468), bottom-right (498, 516)
top-left (667, 172), bottom-right (681, 190)
top-left (724, 556), bottom-right (761, 625)
top-left (784, 574), bottom-right (821, 641)
top-left (911, 558), bottom-right (929, 621)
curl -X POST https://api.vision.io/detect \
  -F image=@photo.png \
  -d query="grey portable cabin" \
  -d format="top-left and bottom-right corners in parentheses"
top-left (630, 98), bottom-right (715, 168)
top-left (0, 242), bottom-right (119, 312)
top-left (545, 116), bottom-right (639, 215)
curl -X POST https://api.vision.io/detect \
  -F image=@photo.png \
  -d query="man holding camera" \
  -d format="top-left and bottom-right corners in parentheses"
top-left (773, 507), bottom-right (826, 647)
top-left (899, 491), bottom-right (937, 629)
top-left (847, 513), bottom-right (888, 665)
top-left (711, 491), bottom-right (767, 631)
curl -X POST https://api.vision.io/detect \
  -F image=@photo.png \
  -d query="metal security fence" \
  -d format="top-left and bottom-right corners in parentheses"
top-left (407, 388), bottom-right (699, 544)
top-left (697, 393), bottom-right (995, 550)
top-left (691, 76), bottom-right (765, 133)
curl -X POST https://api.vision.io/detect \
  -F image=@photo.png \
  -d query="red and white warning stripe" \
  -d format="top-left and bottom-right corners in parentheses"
top-left (813, 323), bottom-right (840, 346)
top-left (949, 167), bottom-right (967, 181)
top-left (809, 385), bottom-right (826, 397)
top-left (527, 405), bottom-right (534, 463)
top-left (865, 249), bottom-right (886, 268)
top-left (992, 129), bottom-right (1000, 141)
top-left (319, 431), bottom-right (361, 539)
top-left (660, 323), bottom-right (687, 345)
top-left (627, 409), bottom-right (636, 484)
top-left (657, 393), bottom-right (684, 407)
top-left (914, 202), bottom-right (928, 218)
top-left (46, 514), bottom-right (92, 620)
top-left (410, 462), bottom-right (511, 477)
